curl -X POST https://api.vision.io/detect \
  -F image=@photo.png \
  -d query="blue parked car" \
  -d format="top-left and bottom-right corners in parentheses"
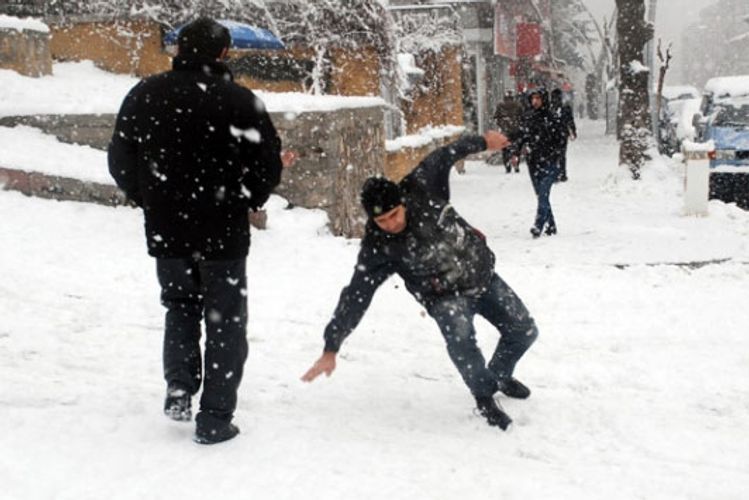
top-left (692, 76), bottom-right (749, 208)
top-left (705, 105), bottom-right (749, 168)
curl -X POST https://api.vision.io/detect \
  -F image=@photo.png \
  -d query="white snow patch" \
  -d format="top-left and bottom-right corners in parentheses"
top-left (629, 60), bottom-right (650, 74)
top-left (704, 75), bottom-right (749, 100)
top-left (0, 61), bottom-right (386, 119)
top-left (0, 125), bottom-right (112, 184)
top-left (230, 125), bottom-right (261, 143)
top-left (386, 124), bottom-right (465, 152)
top-left (0, 14), bottom-right (49, 33)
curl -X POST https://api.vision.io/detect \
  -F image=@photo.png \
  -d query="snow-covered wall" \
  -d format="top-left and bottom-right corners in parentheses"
top-left (0, 15), bottom-right (51, 77)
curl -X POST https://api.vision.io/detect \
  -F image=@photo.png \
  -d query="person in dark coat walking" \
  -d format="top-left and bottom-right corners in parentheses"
top-left (550, 88), bottom-right (577, 182)
top-left (493, 90), bottom-right (524, 173)
top-left (508, 88), bottom-right (566, 238)
top-left (108, 18), bottom-right (284, 444)
top-left (301, 131), bottom-right (539, 430)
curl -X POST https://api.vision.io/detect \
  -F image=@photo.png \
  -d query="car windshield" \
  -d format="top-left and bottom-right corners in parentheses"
top-left (713, 105), bottom-right (749, 127)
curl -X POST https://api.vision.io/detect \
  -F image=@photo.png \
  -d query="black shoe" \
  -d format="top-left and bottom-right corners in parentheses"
top-left (544, 225), bottom-right (557, 236)
top-left (496, 377), bottom-right (531, 399)
top-left (475, 396), bottom-right (513, 430)
top-left (194, 412), bottom-right (240, 445)
top-left (559, 175), bottom-right (568, 182)
top-left (530, 227), bottom-right (542, 238)
top-left (164, 385), bottom-right (192, 422)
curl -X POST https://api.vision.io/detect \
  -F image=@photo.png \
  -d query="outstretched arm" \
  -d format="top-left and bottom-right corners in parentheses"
top-left (408, 131), bottom-right (509, 201)
top-left (301, 245), bottom-right (393, 382)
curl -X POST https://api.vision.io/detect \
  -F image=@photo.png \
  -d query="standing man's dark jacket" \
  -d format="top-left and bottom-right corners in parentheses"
top-left (108, 55), bottom-right (283, 260)
top-left (323, 136), bottom-right (494, 352)
top-left (559, 104), bottom-right (577, 141)
top-left (507, 95), bottom-right (566, 173)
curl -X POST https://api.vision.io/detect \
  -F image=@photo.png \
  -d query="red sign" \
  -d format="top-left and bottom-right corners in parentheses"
top-left (516, 23), bottom-right (541, 58)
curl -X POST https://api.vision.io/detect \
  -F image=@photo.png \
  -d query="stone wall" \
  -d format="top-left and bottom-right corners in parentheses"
top-left (0, 166), bottom-right (124, 205)
top-left (0, 106), bottom-right (386, 238)
top-left (0, 27), bottom-right (52, 77)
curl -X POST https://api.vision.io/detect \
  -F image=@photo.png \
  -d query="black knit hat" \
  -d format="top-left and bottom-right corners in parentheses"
top-left (361, 176), bottom-right (403, 218)
top-left (178, 18), bottom-right (231, 59)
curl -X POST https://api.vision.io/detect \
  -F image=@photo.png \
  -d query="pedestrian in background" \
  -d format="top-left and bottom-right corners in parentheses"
top-left (508, 88), bottom-right (566, 237)
top-left (493, 90), bottom-right (524, 173)
top-left (108, 17), bottom-right (284, 444)
top-left (551, 88), bottom-right (577, 182)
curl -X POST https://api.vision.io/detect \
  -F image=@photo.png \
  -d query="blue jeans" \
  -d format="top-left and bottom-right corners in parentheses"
top-left (156, 258), bottom-right (248, 419)
top-left (529, 162), bottom-right (560, 231)
top-left (427, 274), bottom-right (538, 398)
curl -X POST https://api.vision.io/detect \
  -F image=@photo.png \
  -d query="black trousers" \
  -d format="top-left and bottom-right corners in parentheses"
top-left (156, 257), bottom-right (248, 420)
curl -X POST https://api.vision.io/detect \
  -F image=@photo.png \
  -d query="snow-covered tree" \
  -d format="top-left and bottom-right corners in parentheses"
top-left (616, 0), bottom-right (653, 179)
top-left (550, 0), bottom-right (598, 72)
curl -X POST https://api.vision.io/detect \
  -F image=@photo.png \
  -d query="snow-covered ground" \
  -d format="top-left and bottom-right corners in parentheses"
top-left (2, 66), bottom-right (749, 499)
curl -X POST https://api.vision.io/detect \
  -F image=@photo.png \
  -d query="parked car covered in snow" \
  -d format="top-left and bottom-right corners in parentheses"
top-left (657, 85), bottom-right (700, 155)
top-left (692, 75), bottom-right (749, 141)
top-left (692, 75), bottom-right (749, 208)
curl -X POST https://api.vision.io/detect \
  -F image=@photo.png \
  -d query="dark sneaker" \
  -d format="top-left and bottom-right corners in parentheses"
top-left (194, 413), bottom-right (240, 445)
top-left (545, 225), bottom-right (557, 236)
top-left (530, 227), bottom-right (542, 238)
top-left (475, 396), bottom-right (513, 430)
top-left (497, 377), bottom-right (531, 399)
top-left (164, 385), bottom-right (192, 422)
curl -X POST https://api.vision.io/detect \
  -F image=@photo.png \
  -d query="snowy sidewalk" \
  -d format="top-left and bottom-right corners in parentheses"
top-left (1, 120), bottom-right (749, 500)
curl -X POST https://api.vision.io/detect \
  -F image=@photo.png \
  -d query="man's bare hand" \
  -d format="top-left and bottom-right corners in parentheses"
top-left (483, 130), bottom-right (511, 150)
top-left (281, 150), bottom-right (298, 168)
top-left (301, 351), bottom-right (337, 382)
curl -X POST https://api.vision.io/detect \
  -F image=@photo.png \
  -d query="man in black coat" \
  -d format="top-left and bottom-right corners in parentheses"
top-left (509, 88), bottom-right (566, 237)
top-left (302, 131), bottom-right (539, 430)
top-left (108, 18), bottom-right (284, 444)
top-left (493, 90), bottom-right (524, 173)
top-left (550, 88), bottom-right (577, 182)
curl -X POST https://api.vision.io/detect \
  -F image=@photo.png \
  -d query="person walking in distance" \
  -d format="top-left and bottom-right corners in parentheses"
top-left (108, 18), bottom-right (286, 444)
top-left (302, 131), bottom-right (539, 431)
top-left (550, 88), bottom-right (577, 182)
top-left (508, 88), bottom-right (566, 237)
top-left (493, 90), bottom-right (524, 173)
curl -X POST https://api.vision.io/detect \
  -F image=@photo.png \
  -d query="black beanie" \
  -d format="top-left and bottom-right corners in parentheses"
top-left (361, 176), bottom-right (403, 218)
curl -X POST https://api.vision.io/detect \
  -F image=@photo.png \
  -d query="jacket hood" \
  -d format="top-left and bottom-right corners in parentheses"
top-left (526, 87), bottom-right (549, 108)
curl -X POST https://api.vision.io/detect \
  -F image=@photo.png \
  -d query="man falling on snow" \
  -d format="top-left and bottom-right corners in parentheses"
top-left (302, 131), bottom-right (539, 430)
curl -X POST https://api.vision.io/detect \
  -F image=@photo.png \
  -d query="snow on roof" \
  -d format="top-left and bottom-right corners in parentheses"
top-left (661, 85), bottom-right (700, 101)
top-left (704, 75), bottom-right (749, 99)
top-left (0, 14), bottom-right (49, 33)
